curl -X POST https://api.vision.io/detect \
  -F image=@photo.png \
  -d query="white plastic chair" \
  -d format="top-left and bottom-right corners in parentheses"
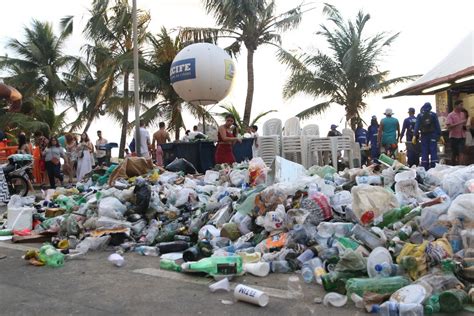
top-left (330, 136), bottom-right (355, 169)
top-left (302, 124), bottom-right (320, 136)
top-left (283, 117), bottom-right (301, 136)
top-left (263, 118), bottom-right (282, 136)
top-left (258, 135), bottom-right (279, 167)
top-left (342, 128), bottom-right (361, 168)
top-left (307, 137), bottom-right (334, 167)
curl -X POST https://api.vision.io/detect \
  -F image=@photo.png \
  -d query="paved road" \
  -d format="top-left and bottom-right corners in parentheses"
top-left (0, 241), bottom-right (367, 316)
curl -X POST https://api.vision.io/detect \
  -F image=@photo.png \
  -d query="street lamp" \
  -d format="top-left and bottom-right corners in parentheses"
top-left (133, 0), bottom-right (141, 157)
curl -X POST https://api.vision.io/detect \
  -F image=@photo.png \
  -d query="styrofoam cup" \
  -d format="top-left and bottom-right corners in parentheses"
top-left (234, 284), bottom-right (269, 307)
top-left (209, 277), bottom-right (230, 292)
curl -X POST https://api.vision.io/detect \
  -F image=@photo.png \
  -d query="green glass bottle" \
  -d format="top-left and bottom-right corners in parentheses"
top-left (375, 205), bottom-right (414, 228)
top-left (160, 259), bottom-right (182, 272)
top-left (321, 271), bottom-right (362, 294)
top-left (424, 294), bottom-right (440, 314)
top-left (345, 276), bottom-right (410, 297)
top-left (181, 256), bottom-right (243, 276)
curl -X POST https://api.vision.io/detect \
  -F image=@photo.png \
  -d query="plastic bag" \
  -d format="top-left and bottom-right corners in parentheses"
top-left (229, 169), bottom-right (249, 187)
top-left (447, 193), bottom-right (474, 222)
top-left (351, 185), bottom-right (399, 221)
top-left (96, 216), bottom-right (131, 230)
top-left (307, 165), bottom-right (336, 178)
top-left (133, 181), bottom-right (151, 215)
top-left (331, 191), bottom-right (352, 214)
top-left (248, 157), bottom-right (268, 186)
top-left (465, 179), bottom-right (474, 193)
top-left (75, 235), bottom-right (111, 254)
top-left (174, 188), bottom-right (197, 207)
top-left (165, 158), bottom-right (197, 174)
top-left (441, 165), bottom-right (474, 199)
top-left (396, 241), bottom-right (428, 280)
top-left (256, 204), bottom-right (287, 232)
top-left (335, 250), bottom-right (367, 272)
top-left (98, 197), bottom-right (127, 219)
top-left (395, 179), bottom-right (423, 206)
top-left (203, 170), bottom-right (220, 184)
top-left (255, 186), bottom-right (288, 216)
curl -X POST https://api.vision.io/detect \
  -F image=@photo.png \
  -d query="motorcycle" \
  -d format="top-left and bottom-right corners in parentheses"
top-left (1, 154), bottom-right (34, 196)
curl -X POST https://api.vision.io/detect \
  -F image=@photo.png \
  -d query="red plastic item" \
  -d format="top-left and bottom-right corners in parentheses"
top-left (360, 210), bottom-right (375, 225)
top-left (12, 229), bottom-right (32, 236)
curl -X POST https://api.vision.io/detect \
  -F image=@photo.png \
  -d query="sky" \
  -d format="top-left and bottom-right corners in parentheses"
top-left (1, 0), bottom-right (474, 146)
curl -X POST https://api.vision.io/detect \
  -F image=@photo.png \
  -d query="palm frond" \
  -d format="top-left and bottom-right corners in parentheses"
top-left (296, 101), bottom-right (332, 120)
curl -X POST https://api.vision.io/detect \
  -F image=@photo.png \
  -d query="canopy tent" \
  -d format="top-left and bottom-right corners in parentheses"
top-left (387, 31), bottom-right (474, 97)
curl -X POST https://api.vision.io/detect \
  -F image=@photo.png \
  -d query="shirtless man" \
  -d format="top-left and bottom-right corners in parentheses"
top-left (152, 122), bottom-right (171, 166)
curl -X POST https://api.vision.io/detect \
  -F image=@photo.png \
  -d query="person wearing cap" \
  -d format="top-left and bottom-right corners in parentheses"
top-left (367, 115), bottom-right (380, 163)
top-left (327, 124), bottom-right (342, 137)
top-left (414, 102), bottom-right (441, 170)
top-left (378, 108), bottom-right (400, 157)
top-left (400, 107), bottom-right (420, 166)
top-left (355, 121), bottom-right (368, 165)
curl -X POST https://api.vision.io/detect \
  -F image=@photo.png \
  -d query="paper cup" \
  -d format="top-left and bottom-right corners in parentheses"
top-left (209, 277), bottom-right (230, 293)
top-left (234, 284), bottom-right (269, 307)
top-left (243, 262), bottom-right (270, 277)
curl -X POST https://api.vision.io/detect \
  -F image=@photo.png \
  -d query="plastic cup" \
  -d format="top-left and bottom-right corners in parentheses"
top-left (234, 284), bottom-right (269, 307)
top-left (209, 277), bottom-right (230, 293)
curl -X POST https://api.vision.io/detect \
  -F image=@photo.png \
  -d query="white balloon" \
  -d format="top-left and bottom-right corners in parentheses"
top-left (170, 43), bottom-right (236, 105)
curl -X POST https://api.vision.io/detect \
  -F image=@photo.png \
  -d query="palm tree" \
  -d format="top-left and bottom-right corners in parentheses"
top-left (179, 0), bottom-right (308, 128)
top-left (84, 0), bottom-right (150, 157)
top-left (279, 5), bottom-right (419, 129)
top-left (0, 17), bottom-right (74, 104)
top-left (218, 104), bottom-right (276, 135)
top-left (139, 27), bottom-right (217, 140)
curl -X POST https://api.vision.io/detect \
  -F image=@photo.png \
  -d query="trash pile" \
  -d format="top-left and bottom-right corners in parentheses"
top-left (1, 154), bottom-right (474, 313)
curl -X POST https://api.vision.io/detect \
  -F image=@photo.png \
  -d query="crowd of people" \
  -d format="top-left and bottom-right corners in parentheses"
top-left (3, 101), bottom-right (471, 190)
top-left (4, 130), bottom-right (110, 189)
top-left (330, 101), bottom-right (472, 170)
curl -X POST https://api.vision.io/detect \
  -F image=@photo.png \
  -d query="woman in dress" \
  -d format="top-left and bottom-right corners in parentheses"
top-left (42, 136), bottom-right (65, 189)
top-left (76, 132), bottom-right (94, 182)
top-left (63, 133), bottom-right (77, 184)
top-left (214, 114), bottom-right (242, 165)
top-left (17, 133), bottom-right (31, 154)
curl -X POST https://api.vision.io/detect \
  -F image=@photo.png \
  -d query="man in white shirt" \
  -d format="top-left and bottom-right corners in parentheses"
top-left (139, 120), bottom-right (151, 159)
top-left (250, 125), bottom-right (259, 158)
top-left (95, 130), bottom-right (108, 166)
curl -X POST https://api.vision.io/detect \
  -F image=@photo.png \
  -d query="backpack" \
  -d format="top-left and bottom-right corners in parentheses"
top-left (420, 111), bottom-right (435, 134)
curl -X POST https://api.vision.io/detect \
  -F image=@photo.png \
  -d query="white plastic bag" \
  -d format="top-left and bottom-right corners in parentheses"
top-left (230, 169), bottom-right (249, 187)
top-left (447, 193), bottom-right (474, 222)
top-left (98, 197), bottom-right (127, 219)
top-left (203, 170), bottom-right (220, 184)
top-left (351, 185), bottom-right (399, 221)
top-left (256, 204), bottom-right (287, 232)
top-left (441, 165), bottom-right (474, 199)
top-left (331, 191), bottom-right (352, 213)
top-left (174, 188), bottom-right (196, 207)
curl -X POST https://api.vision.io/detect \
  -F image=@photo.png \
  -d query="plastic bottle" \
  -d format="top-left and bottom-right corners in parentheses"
top-left (301, 257), bottom-right (325, 284)
top-left (375, 301), bottom-right (423, 316)
top-left (317, 222), bottom-right (354, 238)
top-left (336, 237), bottom-right (370, 256)
top-left (160, 259), bottom-right (182, 272)
top-left (317, 246), bottom-right (339, 261)
top-left (181, 256), bottom-right (243, 276)
top-left (352, 224), bottom-right (385, 250)
top-left (270, 260), bottom-right (291, 273)
top-left (145, 219), bottom-right (160, 245)
top-left (38, 244), bottom-right (65, 267)
top-left (374, 262), bottom-right (404, 277)
top-left (296, 248), bottom-right (315, 266)
top-left (135, 245), bottom-right (159, 256)
top-left (355, 175), bottom-right (383, 185)
top-left (345, 276), bottom-right (410, 297)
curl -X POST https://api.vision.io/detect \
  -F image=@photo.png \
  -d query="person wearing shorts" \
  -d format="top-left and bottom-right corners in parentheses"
top-left (446, 100), bottom-right (467, 165)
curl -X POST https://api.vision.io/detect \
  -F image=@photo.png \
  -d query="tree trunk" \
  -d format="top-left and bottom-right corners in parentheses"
top-left (82, 109), bottom-right (95, 133)
top-left (242, 48), bottom-right (255, 128)
top-left (175, 126), bottom-right (180, 141)
top-left (119, 72), bottom-right (129, 158)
